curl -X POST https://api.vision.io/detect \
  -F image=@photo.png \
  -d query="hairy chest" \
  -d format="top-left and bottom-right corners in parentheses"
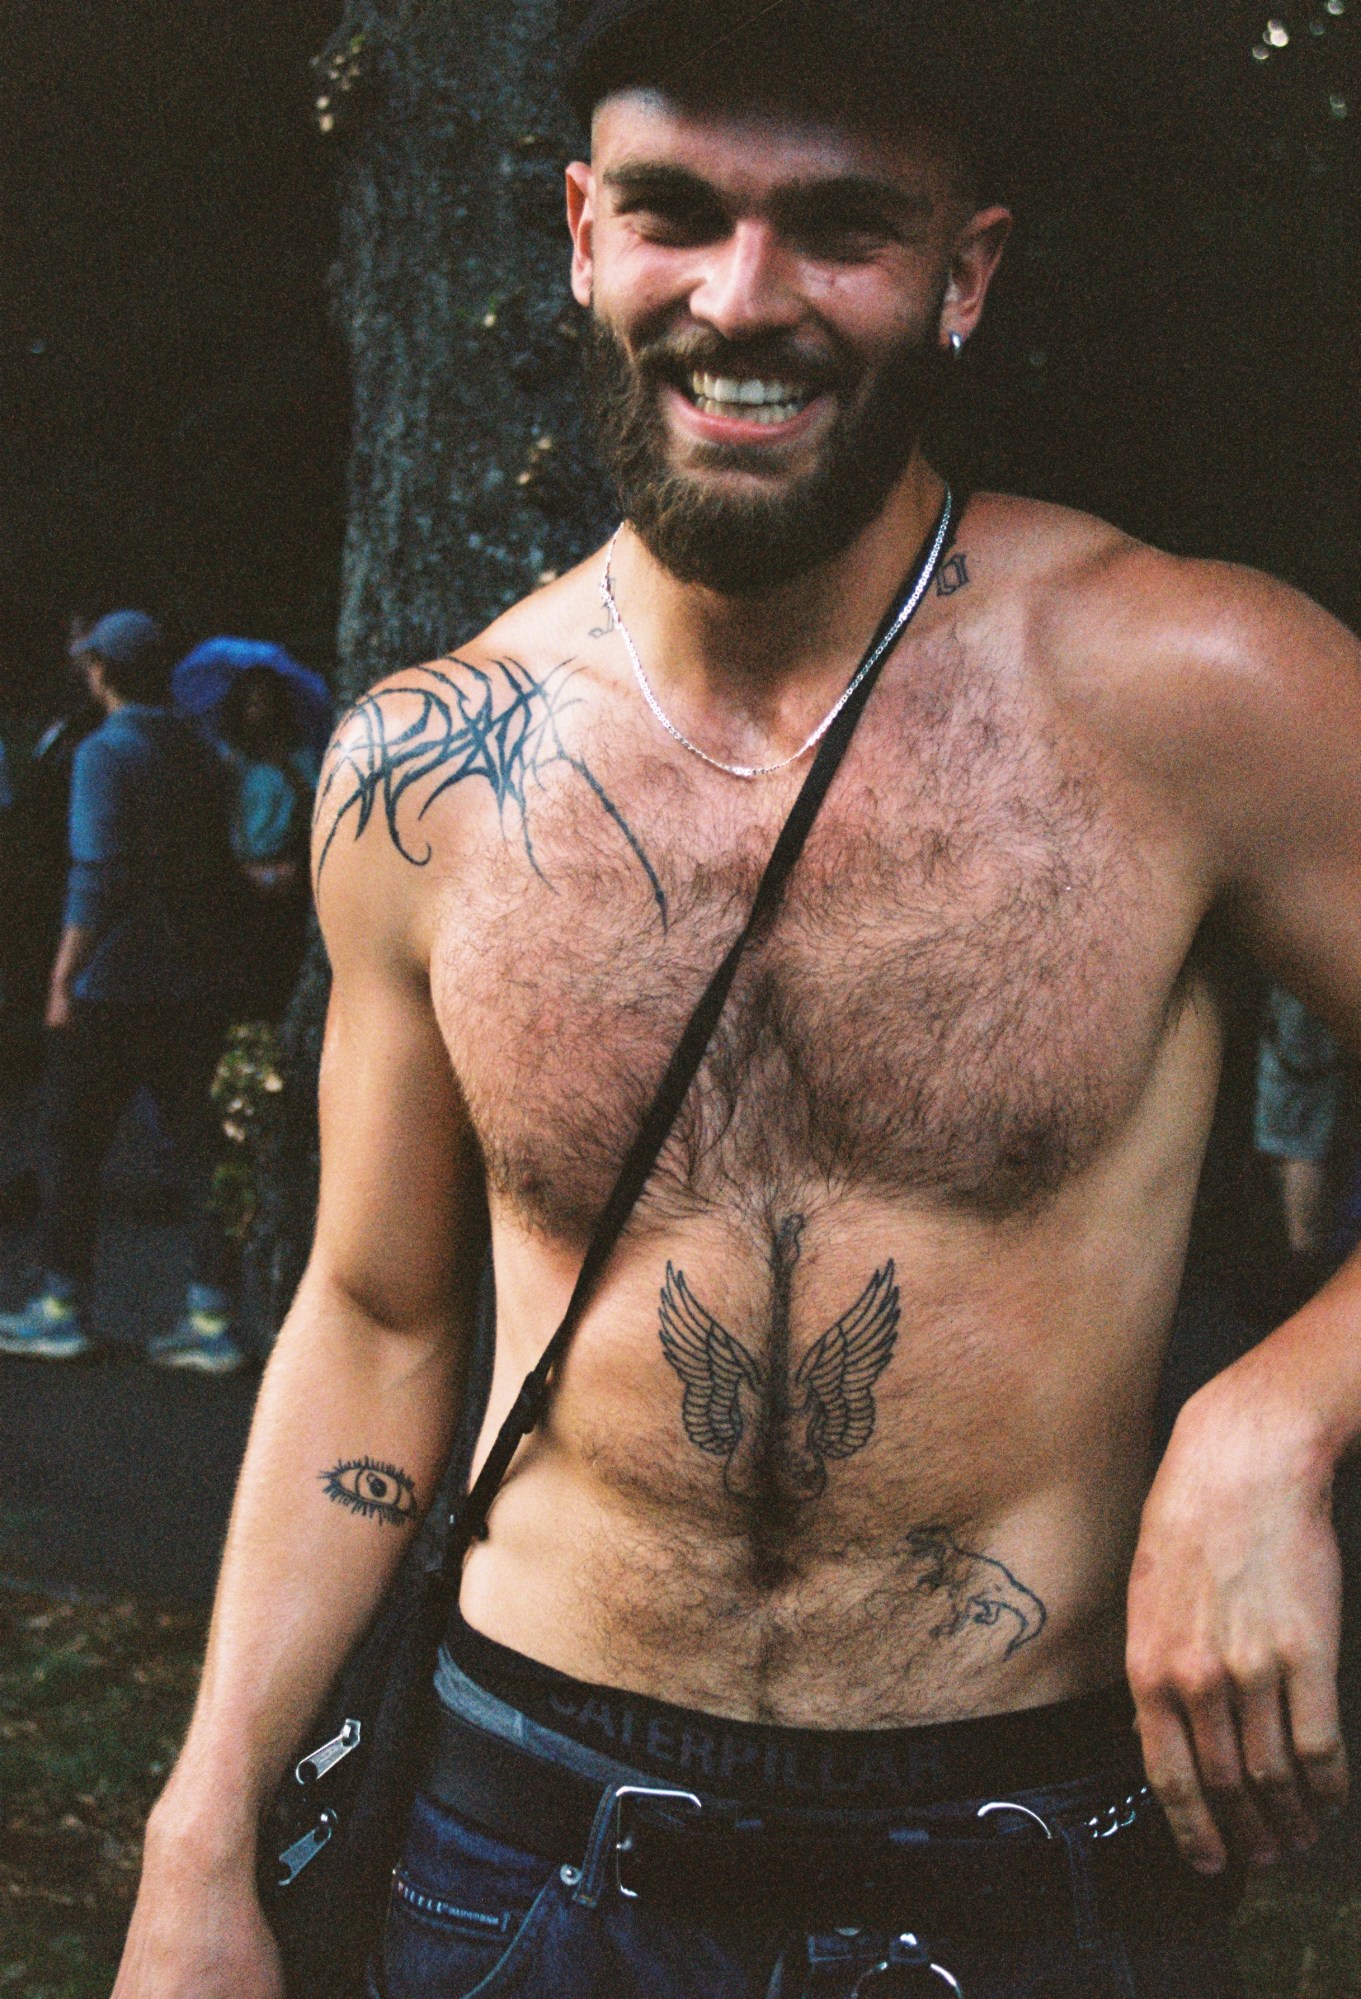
top-left (432, 654), bottom-right (1188, 1240)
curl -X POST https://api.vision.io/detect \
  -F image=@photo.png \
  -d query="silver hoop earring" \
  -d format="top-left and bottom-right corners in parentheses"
top-left (948, 331), bottom-right (965, 359)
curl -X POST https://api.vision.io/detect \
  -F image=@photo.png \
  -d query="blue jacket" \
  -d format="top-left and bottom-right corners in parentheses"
top-left (64, 705), bottom-right (232, 1004)
top-left (228, 745), bottom-right (321, 864)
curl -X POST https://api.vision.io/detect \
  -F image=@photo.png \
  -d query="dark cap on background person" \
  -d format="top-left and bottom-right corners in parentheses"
top-left (72, 610), bottom-right (168, 704)
top-left (557, 0), bottom-right (1023, 189)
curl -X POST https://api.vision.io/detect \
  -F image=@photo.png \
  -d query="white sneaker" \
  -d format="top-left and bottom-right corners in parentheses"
top-left (148, 1310), bottom-right (247, 1376)
top-left (0, 1291), bottom-right (91, 1361)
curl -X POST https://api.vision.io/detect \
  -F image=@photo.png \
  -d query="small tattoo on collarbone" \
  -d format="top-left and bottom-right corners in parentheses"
top-left (935, 552), bottom-right (970, 597)
top-left (320, 1456), bottom-right (418, 1528)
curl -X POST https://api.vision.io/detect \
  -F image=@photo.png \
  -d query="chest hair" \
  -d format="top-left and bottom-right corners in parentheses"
top-left (436, 639), bottom-right (1153, 1239)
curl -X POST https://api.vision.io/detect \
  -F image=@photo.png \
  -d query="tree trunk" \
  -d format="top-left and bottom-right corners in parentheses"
top-left (253, 0), bottom-right (613, 1329)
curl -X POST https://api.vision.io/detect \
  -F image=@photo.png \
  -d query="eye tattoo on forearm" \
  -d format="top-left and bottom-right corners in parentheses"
top-left (320, 1457), bottom-right (418, 1528)
top-left (660, 1216), bottom-right (900, 1503)
top-left (314, 656), bottom-right (666, 923)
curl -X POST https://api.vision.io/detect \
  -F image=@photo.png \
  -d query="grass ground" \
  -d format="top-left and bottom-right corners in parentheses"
top-left (1, 1585), bottom-right (1358, 1998)
top-left (0, 1591), bottom-right (204, 1999)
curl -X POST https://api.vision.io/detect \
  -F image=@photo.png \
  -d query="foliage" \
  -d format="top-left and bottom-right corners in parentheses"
top-left (209, 1020), bottom-right (286, 1245)
top-left (1237, 1884), bottom-right (1361, 1998)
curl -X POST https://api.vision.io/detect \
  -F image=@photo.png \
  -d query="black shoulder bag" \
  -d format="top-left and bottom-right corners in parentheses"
top-left (260, 490), bottom-right (957, 1999)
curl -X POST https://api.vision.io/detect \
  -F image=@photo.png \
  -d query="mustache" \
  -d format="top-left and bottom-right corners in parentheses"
top-left (629, 328), bottom-right (851, 395)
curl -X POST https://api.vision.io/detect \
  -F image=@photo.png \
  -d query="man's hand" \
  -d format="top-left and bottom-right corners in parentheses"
top-left (44, 977), bottom-right (72, 1030)
top-left (1127, 1360), bottom-right (1348, 1874)
top-left (44, 922), bottom-right (93, 1028)
top-left (112, 1804), bottom-right (283, 1999)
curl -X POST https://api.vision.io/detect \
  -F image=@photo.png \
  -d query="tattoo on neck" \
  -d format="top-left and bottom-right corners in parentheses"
top-left (315, 657), bottom-right (667, 925)
top-left (320, 1456), bottom-right (418, 1528)
top-left (935, 552), bottom-right (970, 597)
top-left (659, 1213), bottom-right (899, 1504)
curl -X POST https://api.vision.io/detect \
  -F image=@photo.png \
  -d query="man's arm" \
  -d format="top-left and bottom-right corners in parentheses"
top-left (50, 731), bottom-right (120, 1022)
top-left (45, 923), bottom-right (94, 1026)
top-left (1111, 558), bottom-right (1361, 1874)
top-left (113, 704), bottom-right (487, 1999)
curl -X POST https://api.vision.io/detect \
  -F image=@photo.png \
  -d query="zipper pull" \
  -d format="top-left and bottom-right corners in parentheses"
top-left (294, 1717), bottom-right (362, 1786)
top-left (276, 1809), bottom-right (338, 1888)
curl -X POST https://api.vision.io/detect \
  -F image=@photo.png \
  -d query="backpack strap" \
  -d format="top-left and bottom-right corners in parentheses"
top-left (445, 487), bottom-right (958, 1568)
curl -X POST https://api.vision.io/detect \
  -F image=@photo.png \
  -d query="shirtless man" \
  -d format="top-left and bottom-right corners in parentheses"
top-left (115, 3), bottom-right (1361, 1995)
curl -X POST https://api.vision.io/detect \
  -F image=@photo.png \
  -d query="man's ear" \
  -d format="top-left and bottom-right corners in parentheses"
top-left (939, 205), bottom-right (1013, 350)
top-left (565, 161), bottom-right (595, 308)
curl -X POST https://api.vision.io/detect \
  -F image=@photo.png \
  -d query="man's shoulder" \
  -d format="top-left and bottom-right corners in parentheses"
top-left (324, 559), bottom-right (601, 770)
top-left (314, 560), bottom-right (605, 912)
top-left (70, 711), bottom-right (130, 782)
top-left (974, 492), bottom-right (1361, 791)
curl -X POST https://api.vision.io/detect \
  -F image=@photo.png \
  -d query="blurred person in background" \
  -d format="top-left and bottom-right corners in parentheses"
top-left (0, 610), bottom-right (246, 1373)
top-left (0, 604), bottom-right (107, 1067)
top-left (0, 606), bottom-right (108, 1225)
top-left (216, 662), bottom-right (321, 1020)
top-left (1255, 985), bottom-right (1345, 1307)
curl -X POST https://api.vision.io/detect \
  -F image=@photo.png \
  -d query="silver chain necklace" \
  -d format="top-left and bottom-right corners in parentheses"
top-left (599, 490), bottom-right (954, 782)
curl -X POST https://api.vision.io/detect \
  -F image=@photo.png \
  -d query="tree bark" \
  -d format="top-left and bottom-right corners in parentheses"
top-left (253, 0), bottom-right (613, 1329)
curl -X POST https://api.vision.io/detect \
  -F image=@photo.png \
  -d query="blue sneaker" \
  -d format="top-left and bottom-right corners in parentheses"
top-left (0, 1290), bottom-right (91, 1361)
top-left (148, 1304), bottom-right (246, 1376)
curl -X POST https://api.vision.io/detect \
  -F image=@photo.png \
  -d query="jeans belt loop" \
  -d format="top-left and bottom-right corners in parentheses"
top-left (1061, 1824), bottom-right (1101, 1950)
top-left (570, 1782), bottom-right (703, 1910)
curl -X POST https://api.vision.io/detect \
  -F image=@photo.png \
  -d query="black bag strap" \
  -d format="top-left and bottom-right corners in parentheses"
top-left (446, 487), bottom-right (960, 1568)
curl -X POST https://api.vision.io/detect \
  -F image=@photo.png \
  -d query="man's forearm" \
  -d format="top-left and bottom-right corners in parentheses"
top-left (50, 921), bottom-right (94, 991)
top-left (1127, 1242), bottom-right (1360, 1872)
top-left (153, 1266), bottom-right (467, 1864)
top-left (1237, 1245), bottom-right (1361, 1468)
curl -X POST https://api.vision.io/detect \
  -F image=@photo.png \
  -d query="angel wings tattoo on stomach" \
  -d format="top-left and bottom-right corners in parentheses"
top-left (656, 1217), bottom-right (1049, 1661)
top-left (658, 1217), bottom-right (900, 1504)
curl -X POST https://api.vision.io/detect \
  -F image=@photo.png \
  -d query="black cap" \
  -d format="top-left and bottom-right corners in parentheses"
top-left (559, 1), bottom-right (783, 123)
top-left (557, 0), bottom-right (1020, 155)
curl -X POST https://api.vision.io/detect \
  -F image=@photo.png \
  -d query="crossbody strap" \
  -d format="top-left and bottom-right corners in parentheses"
top-left (445, 487), bottom-right (959, 1567)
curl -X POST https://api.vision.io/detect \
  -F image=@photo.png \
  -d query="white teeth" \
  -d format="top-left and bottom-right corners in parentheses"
top-left (689, 370), bottom-right (811, 413)
top-left (693, 395), bottom-right (803, 424)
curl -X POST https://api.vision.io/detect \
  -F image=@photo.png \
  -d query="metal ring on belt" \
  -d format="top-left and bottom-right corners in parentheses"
top-left (419, 1702), bottom-right (1225, 1944)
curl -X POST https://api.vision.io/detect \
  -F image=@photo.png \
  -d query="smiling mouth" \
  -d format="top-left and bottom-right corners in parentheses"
top-left (682, 369), bottom-right (820, 425)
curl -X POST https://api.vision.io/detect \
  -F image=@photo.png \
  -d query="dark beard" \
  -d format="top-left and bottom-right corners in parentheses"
top-left (585, 314), bottom-right (941, 594)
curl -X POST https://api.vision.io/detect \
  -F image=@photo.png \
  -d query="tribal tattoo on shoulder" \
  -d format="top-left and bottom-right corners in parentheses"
top-left (314, 657), bottom-right (667, 924)
top-left (320, 1456), bottom-right (418, 1529)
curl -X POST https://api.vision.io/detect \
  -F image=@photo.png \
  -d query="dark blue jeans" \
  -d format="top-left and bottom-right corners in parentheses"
top-left (371, 1782), bottom-right (1243, 1999)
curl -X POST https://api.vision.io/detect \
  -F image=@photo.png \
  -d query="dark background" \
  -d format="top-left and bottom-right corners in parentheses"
top-left (1, 3), bottom-right (1357, 728)
top-left (0, 0), bottom-right (348, 716)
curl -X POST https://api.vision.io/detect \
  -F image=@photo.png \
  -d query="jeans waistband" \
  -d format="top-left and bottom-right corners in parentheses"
top-left (433, 1639), bottom-right (1142, 1813)
top-left (418, 1683), bottom-right (1231, 1945)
